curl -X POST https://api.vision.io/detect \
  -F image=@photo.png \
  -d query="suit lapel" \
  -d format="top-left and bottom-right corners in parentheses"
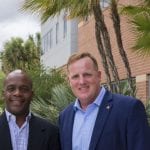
top-left (89, 91), bottom-right (113, 150)
top-left (27, 114), bottom-right (45, 150)
top-left (62, 105), bottom-right (75, 150)
top-left (0, 112), bottom-right (13, 150)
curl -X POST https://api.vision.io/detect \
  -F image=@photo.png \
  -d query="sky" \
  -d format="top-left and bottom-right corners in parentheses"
top-left (0, 0), bottom-right (41, 50)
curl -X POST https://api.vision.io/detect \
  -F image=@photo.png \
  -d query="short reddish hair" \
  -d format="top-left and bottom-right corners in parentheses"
top-left (67, 52), bottom-right (98, 71)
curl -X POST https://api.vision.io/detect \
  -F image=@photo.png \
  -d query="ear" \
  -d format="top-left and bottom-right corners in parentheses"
top-left (98, 71), bottom-right (101, 78)
top-left (96, 71), bottom-right (101, 83)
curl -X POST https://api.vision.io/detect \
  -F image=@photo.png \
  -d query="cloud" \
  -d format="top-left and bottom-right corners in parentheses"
top-left (0, 0), bottom-right (40, 50)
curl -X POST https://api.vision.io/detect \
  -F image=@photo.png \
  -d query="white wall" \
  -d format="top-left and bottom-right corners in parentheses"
top-left (41, 11), bottom-right (78, 68)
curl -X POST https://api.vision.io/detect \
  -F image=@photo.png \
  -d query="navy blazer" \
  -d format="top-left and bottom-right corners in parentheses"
top-left (59, 90), bottom-right (150, 150)
top-left (0, 112), bottom-right (61, 150)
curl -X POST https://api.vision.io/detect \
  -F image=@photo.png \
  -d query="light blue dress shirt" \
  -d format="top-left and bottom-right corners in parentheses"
top-left (5, 109), bottom-right (31, 150)
top-left (72, 87), bottom-right (106, 150)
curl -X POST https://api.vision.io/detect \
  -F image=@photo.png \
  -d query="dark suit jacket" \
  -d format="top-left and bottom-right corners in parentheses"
top-left (0, 112), bottom-right (61, 150)
top-left (59, 90), bottom-right (150, 150)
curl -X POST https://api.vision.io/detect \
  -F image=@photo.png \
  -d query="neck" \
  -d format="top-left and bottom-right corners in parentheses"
top-left (16, 116), bottom-right (26, 128)
top-left (15, 112), bottom-right (29, 128)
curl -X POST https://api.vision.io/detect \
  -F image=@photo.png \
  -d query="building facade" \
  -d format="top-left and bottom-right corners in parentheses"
top-left (41, 11), bottom-right (78, 68)
top-left (41, 0), bottom-right (150, 103)
top-left (77, 0), bottom-right (150, 103)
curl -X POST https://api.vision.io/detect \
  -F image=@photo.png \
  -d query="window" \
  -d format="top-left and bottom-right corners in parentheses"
top-left (56, 22), bottom-right (59, 44)
top-left (42, 29), bottom-right (53, 53)
top-left (47, 29), bottom-right (53, 50)
top-left (43, 34), bottom-right (48, 53)
top-left (47, 31), bottom-right (51, 50)
top-left (63, 13), bottom-right (67, 38)
top-left (100, 0), bottom-right (110, 8)
top-left (49, 29), bottom-right (53, 48)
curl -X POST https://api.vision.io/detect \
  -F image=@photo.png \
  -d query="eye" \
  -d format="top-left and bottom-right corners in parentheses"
top-left (6, 86), bottom-right (16, 92)
top-left (71, 74), bottom-right (79, 80)
top-left (20, 86), bottom-right (31, 92)
top-left (83, 73), bottom-right (92, 77)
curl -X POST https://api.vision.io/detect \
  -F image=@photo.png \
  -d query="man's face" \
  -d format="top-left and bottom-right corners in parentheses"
top-left (3, 73), bottom-right (33, 116)
top-left (68, 57), bottom-right (101, 108)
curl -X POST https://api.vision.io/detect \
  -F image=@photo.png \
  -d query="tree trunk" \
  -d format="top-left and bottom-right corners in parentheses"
top-left (95, 20), bottom-right (113, 91)
top-left (92, 1), bottom-right (121, 93)
top-left (111, 0), bottom-right (135, 95)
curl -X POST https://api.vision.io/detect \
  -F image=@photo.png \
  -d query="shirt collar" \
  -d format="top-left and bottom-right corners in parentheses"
top-left (5, 109), bottom-right (32, 122)
top-left (73, 86), bottom-right (106, 111)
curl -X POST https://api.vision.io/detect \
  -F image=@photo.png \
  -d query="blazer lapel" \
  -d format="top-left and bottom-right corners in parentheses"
top-left (61, 105), bottom-right (75, 150)
top-left (0, 112), bottom-right (13, 150)
top-left (89, 91), bottom-right (113, 150)
top-left (27, 114), bottom-right (45, 150)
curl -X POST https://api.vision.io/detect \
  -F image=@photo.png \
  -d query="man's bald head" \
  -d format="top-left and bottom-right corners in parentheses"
top-left (4, 69), bottom-right (33, 88)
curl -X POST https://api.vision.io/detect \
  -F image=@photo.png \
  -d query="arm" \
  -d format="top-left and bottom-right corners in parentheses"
top-left (127, 100), bottom-right (150, 150)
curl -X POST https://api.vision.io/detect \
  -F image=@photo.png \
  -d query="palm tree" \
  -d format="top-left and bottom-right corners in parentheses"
top-left (1, 37), bottom-right (24, 73)
top-left (1, 34), bottom-right (41, 73)
top-left (22, 0), bottom-right (124, 92)
top-left (28, 67), bottom-right (72, 123)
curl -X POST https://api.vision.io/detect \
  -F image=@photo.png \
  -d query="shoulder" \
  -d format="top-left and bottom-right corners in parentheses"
top-left (110, 92), bottom-right (146, 115)
top-left (105, 90), bottom-right (145, 112)
top-left (112, 92), bottom-right (143, 106)
top-left (60, 102), bottom-right (74, 115)
top-left (59, 102), bottom-right (75, 123)
top-left (0, 112), bottom-right (7, 123)
top-left (30, 114), bottom-right (59, 131)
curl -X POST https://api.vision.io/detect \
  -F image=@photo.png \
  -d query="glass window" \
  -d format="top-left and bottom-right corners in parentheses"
top-left (49, 29), bottom-right (53, 48)
top-left (100, 0), bottom-right (110, 8)
top-left (63, 13), bottom-right (67, 38)
top-left (56, 22), bottom-right (59, 44)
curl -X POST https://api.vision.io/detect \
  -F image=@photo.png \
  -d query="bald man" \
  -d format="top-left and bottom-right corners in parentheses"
top-left (0, 69), bottom-right (61, 150)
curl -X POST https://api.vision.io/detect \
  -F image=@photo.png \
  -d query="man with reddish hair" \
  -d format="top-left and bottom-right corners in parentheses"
top-left (59, 52), bottom-right (150, 150)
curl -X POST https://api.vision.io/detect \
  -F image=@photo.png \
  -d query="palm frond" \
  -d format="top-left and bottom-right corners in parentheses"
top-left (131, 13), bottom-right (150, 56)
top-left (121, 5), bottom-right (150, 16)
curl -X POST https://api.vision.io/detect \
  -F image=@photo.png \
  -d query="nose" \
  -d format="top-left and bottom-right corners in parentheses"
top-left (13, 88), bottom-right (21, 96)
top-left (79, 76), bottom-right (86, 84)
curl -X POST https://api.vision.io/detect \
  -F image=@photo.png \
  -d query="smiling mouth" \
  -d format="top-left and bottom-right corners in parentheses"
top-left (11, 100), bottom-right (24, 106)
top-left (79, 86), bottom-right (89, 91)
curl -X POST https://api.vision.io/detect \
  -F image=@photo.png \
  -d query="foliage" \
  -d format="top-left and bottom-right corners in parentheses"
top-left (27, 67), bottom-right (74, 123)
top-left (0, 71), bottom-right (5, 114)
top-left (0, 33), bottom-right (41, 73)
top-left (121, 0), bottom-right (150, 56)
top-left (28, 67), bottom-right (66, 100)
top-left (120, 80), bottom-right (136, 97)
top-left (31, 83), bottom-right (75, 123)
top-left (51, 83), bottom-right (75, 112)
top-left (21, 0), bottom-right (92, 23)
top-left (132, 13), bottom-right (150, 55)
